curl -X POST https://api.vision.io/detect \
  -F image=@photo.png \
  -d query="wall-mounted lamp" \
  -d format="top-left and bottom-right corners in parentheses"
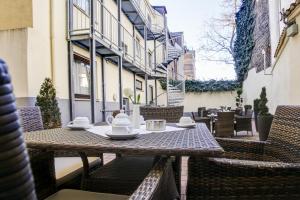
top-left (287, 22), bottom-right (298, 37)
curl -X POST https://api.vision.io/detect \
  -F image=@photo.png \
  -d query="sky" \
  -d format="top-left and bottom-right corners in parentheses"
top-left (150, 0), bottom-right (237, 80)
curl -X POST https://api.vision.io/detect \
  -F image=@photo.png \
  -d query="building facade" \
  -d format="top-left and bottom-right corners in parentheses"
top-left (183, 49), bottom-right (196, 80)
top-left (242, 0), bottom-right (300, 113)
top-left (0, 0), bottom-right (185, 125)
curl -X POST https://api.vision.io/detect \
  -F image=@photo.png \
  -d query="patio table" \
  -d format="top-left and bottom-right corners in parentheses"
top-left (24, 123), bottom-right (223, 156)
top-left (24, 123), bottom-right (223, 196)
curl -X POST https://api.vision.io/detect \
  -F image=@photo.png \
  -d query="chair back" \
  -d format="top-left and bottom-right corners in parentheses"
top-left (0, 60), bottom-right (37, 199)
top-left (197, 107), bottom-right (206, 117)
top-left (265, 106), bottom-right (300, 162)
top-left (19, 107), bottom-right (44, 132)
top-left (140, 106), bottom-right (184, 123)
top-left (215, 112), bottom-right (235, 137)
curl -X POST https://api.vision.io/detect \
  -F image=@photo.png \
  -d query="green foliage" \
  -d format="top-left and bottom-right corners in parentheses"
top-left (234, 0), bottom-right (255, 83)
top-left (244, 104), bottom-right (252, 110)
top-left (253, 98), bottom-right (260, 113)
top-left (159, 79), bottom-right (239, 93)
top-left (258, 87), bottom-right (270, 116)
top-left (36, 78), bottom-right (62, 129)
top-left (236, 87), bottom-right (243, 107)
top-left (136, 94), bottom-right (141, 104)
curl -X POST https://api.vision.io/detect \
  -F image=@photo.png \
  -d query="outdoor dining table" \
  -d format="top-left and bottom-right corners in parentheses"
top-left (24, 123), bottom-right (224, 196)
top-left (24, 123), bottom-right (224, 157)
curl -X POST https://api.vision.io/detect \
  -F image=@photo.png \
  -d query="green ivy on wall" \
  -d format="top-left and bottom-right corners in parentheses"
top-left (233, 0), bottom-right (255, 83)
top-left (159, 79), bottom-right (239, 93)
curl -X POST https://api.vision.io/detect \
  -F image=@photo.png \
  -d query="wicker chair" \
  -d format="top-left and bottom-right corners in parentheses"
top-left (191, 112), bottom-right (210, 130)
top-left (0, 59), bottom-right (179, 200)
top-left (140, 106), bottom-right (184, 193)
top-left (214, 111), bottom-right (235, 137)
top-left (235, 109), bottom-right (253, 136)
top-left (187, 105), bottom-right (300, 200)
top-left (140, 106), bottom-right (184, 123)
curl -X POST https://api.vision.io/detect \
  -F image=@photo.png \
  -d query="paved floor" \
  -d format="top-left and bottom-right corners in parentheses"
top-left (103, 121), bottom-right (259, 200)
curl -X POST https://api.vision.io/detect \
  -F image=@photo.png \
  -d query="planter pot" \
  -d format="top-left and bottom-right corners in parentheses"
top-left (254, 111), bottom-right (258, 131)
top-left (257, 115), bottom-right (273, 141)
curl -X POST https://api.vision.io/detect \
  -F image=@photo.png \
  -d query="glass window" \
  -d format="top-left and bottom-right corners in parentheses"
top-left (74, 0), bottom-right (90, 15)
top-left (73, 55), bottom-right (90, 98)
top-left (136, 79), bottom-right (143, 90)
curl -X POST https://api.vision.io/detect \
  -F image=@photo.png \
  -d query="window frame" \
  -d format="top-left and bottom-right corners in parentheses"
top-left (73, 54), bottom-right (91, 99)
top-left (136, 79), bottom-right (143, 91)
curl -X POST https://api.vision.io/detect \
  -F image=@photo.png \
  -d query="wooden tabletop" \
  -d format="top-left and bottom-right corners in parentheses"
top-left (24, 123), bottom-right (224, 156)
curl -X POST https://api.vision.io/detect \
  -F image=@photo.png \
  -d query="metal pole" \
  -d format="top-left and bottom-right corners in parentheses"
top-left (144, 25), bottom-right (148, 104)
top-left (101, 56), bottom-right (106, 121)
top-left (164, 16), bottom-right (169, 106)
top-left (133, 73), bottom-right (136, 100)
top-left (153, 39), bottom-right (157, 105)
top-left (90, 0), bottom-right (96, 123)
top-left (67, 0), bottom-right (75, 120)
top-left (117, 0), bottom-right (123, 109)
top-left (101, 0), bottom-right (104, 38)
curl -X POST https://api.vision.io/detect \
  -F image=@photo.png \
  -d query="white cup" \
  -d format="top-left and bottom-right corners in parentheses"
top-left (69, 117), bottom-right (90, 126)
top-left (179, 117), bottom-right (193, 125)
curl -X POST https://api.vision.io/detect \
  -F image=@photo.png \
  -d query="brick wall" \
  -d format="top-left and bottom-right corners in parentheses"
top-left (250, 0), bottom-right (271, 72)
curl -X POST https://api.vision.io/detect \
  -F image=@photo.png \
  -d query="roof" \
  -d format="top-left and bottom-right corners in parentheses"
top-left (274, 28), bottom-right (287, 57)
top-left (152, 6), bottom-right (167, 15)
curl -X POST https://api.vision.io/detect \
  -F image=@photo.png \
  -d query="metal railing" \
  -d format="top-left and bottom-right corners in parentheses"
top-left (130, 0), bottom-right (165, 34)
top-left (69, 0), bottom-right (148, 71)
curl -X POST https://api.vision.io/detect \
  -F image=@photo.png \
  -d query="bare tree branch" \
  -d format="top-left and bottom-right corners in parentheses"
top-left (198, 0), bottom-right (240, 65)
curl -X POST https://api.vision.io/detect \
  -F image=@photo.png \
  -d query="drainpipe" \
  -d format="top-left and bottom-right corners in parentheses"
top-left (67, 0), bottom-right (75, 120)
top-left (49, 0), bottom-right (55, 83)
top-left (117, 0), bottom-right (123, 109)
top-left (90, 0), bottom-right (97, 123)
top-left (144, 25), bottom-right (148, 104)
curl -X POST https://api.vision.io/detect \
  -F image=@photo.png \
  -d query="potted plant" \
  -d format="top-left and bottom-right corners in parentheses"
top-left (257, 87), bottom-right (273, 141)
top-left (244, 104), bottom-right (252, 115)
top-left (36, 78), bottom-right (62, 129)
top-left (123, 88), bottom-right (141, 129)
top-left (235, 88), bottom-right (243, 115)
top-left (253, 99), bottom-right (260, 130)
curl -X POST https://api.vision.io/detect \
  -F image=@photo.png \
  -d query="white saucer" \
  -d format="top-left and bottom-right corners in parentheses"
top-left (67, 124), bottom-right (93, 130)
top-left (140, 120), bottom-right (146, 125)
top-left (105, 130), bottom-right (140, 140)
top-left (176, 123), bottom-right (196, 128)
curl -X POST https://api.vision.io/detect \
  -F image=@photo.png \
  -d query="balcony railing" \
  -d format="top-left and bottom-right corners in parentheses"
top-left (130, 0), bottom-right (165, 34)
top-left (69, 0), bottom-right (150, 72)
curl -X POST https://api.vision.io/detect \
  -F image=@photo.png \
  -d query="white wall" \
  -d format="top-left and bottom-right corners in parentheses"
top-left (183, 92), bottom-right (237, 112)
top-left (243, 5), bottom-right (300, 114)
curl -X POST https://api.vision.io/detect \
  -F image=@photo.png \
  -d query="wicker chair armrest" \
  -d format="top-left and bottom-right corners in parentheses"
top-left (209, 157), bottom-right (300, 170)
top-left (216, 138), bottom-right (269, 155)
top-left (129, 157), bottom-right (179, 200)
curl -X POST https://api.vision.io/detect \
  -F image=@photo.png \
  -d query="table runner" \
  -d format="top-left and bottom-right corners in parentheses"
top-left (87, 125), bottom-right (185, 138)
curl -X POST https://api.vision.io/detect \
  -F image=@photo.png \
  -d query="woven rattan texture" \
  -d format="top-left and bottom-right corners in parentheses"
top-left (24, 123), bottom-right (223, 156)
top-left (140, 106), bottom-right (184, 123)
top-left (187, 106), bottom-right (300, 199)
top-left (19, 107), bottom-right (44, 132)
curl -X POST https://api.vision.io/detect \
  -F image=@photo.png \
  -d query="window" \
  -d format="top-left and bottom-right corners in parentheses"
top-left (149, 85), bottom-right (154, 103)
top-left (136, 79), bottom-right (143, 90)
top-left (136, 38), bottom-right (141, 59)
top-left (148, 52), bottom-right (153, 68)
top-left (73, 55), bottom-right (90, 99)
top-left (74, 0), bottom-right (90, 15)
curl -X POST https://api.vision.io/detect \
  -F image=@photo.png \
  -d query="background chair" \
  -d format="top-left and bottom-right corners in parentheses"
top-left (235, 109), bottom-right (253, 136)
top-left (140, 105), bottom-right (184, 193)
top-left (19, 106), bottom-right (102, 192)
top-left (214, 111), bottom-right (234, 137)
top-left (191, 112), bottom-right (210, 130)
top-left (140, 106), bottom-right (184, 123)
top-left (187, 105), bottom-right (300, 199)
